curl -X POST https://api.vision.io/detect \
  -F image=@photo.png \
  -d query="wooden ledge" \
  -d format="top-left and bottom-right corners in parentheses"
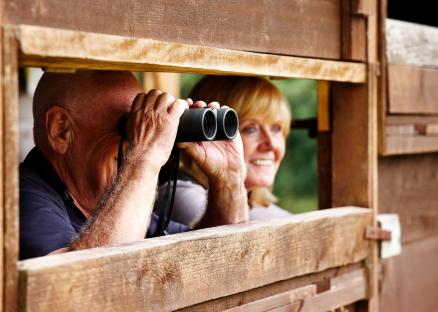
top-left (19, 207), bottom-right (371, 311)
top-left (10, 24), bottom-right (366, 83)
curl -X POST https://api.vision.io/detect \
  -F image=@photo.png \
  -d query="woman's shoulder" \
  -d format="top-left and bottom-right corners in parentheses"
top-left (249, 203), bottom-right (292, 221)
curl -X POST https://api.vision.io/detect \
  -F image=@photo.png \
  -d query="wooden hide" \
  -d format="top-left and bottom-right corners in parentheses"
top-left (3, 0), bottom-right (342, 60)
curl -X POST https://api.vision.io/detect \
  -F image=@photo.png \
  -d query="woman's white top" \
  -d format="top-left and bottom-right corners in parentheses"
top-left (154, 178), bottom-right (292, 228)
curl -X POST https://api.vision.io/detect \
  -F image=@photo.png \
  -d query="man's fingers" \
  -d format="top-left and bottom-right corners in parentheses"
top-left (154, 92), bottom-right (176, 112)
top-left (169, 99), bottom-right (189, 118)
top-left (130, 93), bottom-right (147, 114)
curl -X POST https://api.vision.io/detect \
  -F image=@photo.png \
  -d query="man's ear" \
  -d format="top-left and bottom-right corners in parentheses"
top-left (45, 106), bottom-right (73, 155)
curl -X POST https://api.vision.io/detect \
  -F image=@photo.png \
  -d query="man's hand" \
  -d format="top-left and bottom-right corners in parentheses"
top-left (126, 90), bottom-right (189, 172)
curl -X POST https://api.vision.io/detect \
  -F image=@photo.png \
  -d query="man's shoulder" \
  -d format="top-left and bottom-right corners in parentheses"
top-left (19, 165), bottom-right (64, 210)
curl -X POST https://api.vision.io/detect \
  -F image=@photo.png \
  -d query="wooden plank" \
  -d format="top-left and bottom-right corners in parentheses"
top-left (379, 154), bottom-right (438, 243)
top-left (380, 234), bottom-right (438, 312)
top-left (3, 0), bottom-right (342, 60)
top-left (332, 84), bottom-right (374, 207)
top-left (386, 115), bottom-right (438, 125)
top-left (142, 72), bottom-right (180, 98)
top-left (386, 19), bottom-right (438, 68)
top-left (2, 27), bottom-right (19, 312)
top-left (13, 25), bottom-right (366, 83)
top-left (180, 263), bottom-right (363, 312)
top-left (388, 64), bottom-right (438, 114)
top-left (0, 25), bottom-right (4, 312)
top-left (18, 208), bottom-right (371, 311)
top-left (317, 81), bottom-right (332, 209)
top-left (333, 1), bottom-right (379, 310)
top-left (224, 285), bottom-right (317, 312)
top-left (377, 0), bottom-right (388, 157)
top-left (341, 0), bottom-right (367, 62)
top-left (384, 135), bottom-right (438, 155)
top-left (300, 269), bottom-right (367, 312)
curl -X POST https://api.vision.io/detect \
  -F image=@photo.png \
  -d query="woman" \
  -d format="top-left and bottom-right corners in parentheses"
top-left (156, 75), bottom-right (292, 227)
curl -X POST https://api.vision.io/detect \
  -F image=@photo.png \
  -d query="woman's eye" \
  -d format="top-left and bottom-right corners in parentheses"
top-left (242, 126), bottom-right (257, 134)
top-left (271, 124), bottom-right (282, 133)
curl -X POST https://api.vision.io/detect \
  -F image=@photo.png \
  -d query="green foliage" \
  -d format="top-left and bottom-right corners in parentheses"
top-left (272, 79), bottom-right (317, 213)
top-left (180, 74), bottom-right (318, 214)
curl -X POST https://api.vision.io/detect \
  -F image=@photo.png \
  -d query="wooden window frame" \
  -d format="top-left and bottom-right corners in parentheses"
top-left (0, 1), bottom-right (381, 308)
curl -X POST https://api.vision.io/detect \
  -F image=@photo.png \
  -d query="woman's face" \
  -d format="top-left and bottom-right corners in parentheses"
top-left (239, 117), bottom-right (286, 190)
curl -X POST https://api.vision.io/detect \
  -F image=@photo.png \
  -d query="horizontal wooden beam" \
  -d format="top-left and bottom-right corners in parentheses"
top-left (18, 207), bottom-right (371, 311)
top-left (12, 25), bottom-right (366, 83)
top-left (386, 19), bottom-right (438, 69)
top-left (223, 269), bottom-right (366, 312)
top-left (3, 0), bottom-right (342, 60)
top-left (181, 263), bottom-right (363, 311)
top-left (383, 135), bottom-right (438, 155)
top-left (388, 64), bottom-right (438, 114)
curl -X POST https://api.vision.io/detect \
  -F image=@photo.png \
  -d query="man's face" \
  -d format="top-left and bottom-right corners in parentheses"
top-left (66, 74), bottom-right (143, 210)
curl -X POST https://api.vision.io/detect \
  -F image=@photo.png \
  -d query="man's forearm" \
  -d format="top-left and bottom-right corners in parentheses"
top-left (71, 150), bottom-right (159, 250)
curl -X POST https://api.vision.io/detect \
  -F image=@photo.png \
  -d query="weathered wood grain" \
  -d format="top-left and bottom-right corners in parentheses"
top-left (224, 285), bottom-right (317, 312)
top-left (18, 208), bottom-right (371, 311)
top-left (180, 263), bottom-right (363, 312)
top-left (300, 269), bottom-right (367, 311)
top-left (2, 28), bottom-right (19, 312)
top-left (379, 154), bottom-right (438, 243)
top-left (341, 0), bottom-right (367, 62)
top-left (386, 19), bottom-right (438, 68)
top-left (0, 26), bottom-right (4, 312)
top-left (13, 25), bottom-right (366, 83)
top-left (380, 235), bottom-right (438, 311)
top-left (3, 0), bottom-right (342, 60)
top-left (388, 64), bottom-right (438, 114)
top-left (384, 135), bottom-right (438, 155)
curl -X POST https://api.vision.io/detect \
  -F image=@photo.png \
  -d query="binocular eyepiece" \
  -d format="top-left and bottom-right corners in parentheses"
top-left (119, 107), bottom-right (239, 142)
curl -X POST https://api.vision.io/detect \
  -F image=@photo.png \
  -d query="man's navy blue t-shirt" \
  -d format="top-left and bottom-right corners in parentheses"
top-left (20, 147), bottom-right (189, 260)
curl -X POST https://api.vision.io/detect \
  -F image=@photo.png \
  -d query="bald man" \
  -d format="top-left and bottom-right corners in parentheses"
top-left (20, 70), bottom-right (248, 260)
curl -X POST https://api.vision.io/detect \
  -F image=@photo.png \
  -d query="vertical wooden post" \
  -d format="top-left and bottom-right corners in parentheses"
top-left (317, 80), bottom-right (331, 209)
top-left (143, 72), bottom-right (180, 98)
top-left (335, 0), bottom-right (379, 310)
top-left (2, 27), bottom-right (19, 312)
top-left (0, 24), bottom-right (4, 312)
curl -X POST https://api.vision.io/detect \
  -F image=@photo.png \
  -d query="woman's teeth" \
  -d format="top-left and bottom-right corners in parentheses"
top-left (251, 159), bottom-right (273, 166)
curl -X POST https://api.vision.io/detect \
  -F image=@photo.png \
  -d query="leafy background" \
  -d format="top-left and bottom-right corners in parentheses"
top-left (180, 74), bottom-right (318, 214)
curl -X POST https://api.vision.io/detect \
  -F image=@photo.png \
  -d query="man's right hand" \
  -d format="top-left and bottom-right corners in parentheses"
top-left (126, 89), bottom-right (189, 172)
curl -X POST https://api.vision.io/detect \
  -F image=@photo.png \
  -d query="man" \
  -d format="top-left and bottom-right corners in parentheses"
top-left (20, 70), bottom-right (248, 260)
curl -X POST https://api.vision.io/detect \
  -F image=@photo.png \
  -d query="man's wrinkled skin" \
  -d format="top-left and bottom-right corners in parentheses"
top-left (32, 70), bottom-right (248, 254)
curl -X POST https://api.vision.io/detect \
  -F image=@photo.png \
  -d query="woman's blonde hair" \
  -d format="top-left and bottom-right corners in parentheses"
top-left (182, 75), bottom-right (292, 207)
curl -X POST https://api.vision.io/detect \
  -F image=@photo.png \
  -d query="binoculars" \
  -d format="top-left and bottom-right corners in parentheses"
top-left (176, 107), bottom-right (239, 142)
top-left (119, 107), bottom-right (239, 142)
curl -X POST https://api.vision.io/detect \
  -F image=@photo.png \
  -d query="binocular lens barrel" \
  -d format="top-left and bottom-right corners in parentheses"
top-left (176, 108), bottom-right (239, 142)
top-left (215, 108), bottom-right (239, 140)
top-left (176, 108), bottom-right (217, 142)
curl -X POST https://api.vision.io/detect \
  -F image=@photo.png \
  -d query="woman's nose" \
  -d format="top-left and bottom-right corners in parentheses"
top-left (259, 127), bottom-right (276, 150)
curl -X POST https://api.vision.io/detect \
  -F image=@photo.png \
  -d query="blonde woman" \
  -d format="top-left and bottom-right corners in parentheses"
top-left (155, 75), bottom-right (292, 227)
